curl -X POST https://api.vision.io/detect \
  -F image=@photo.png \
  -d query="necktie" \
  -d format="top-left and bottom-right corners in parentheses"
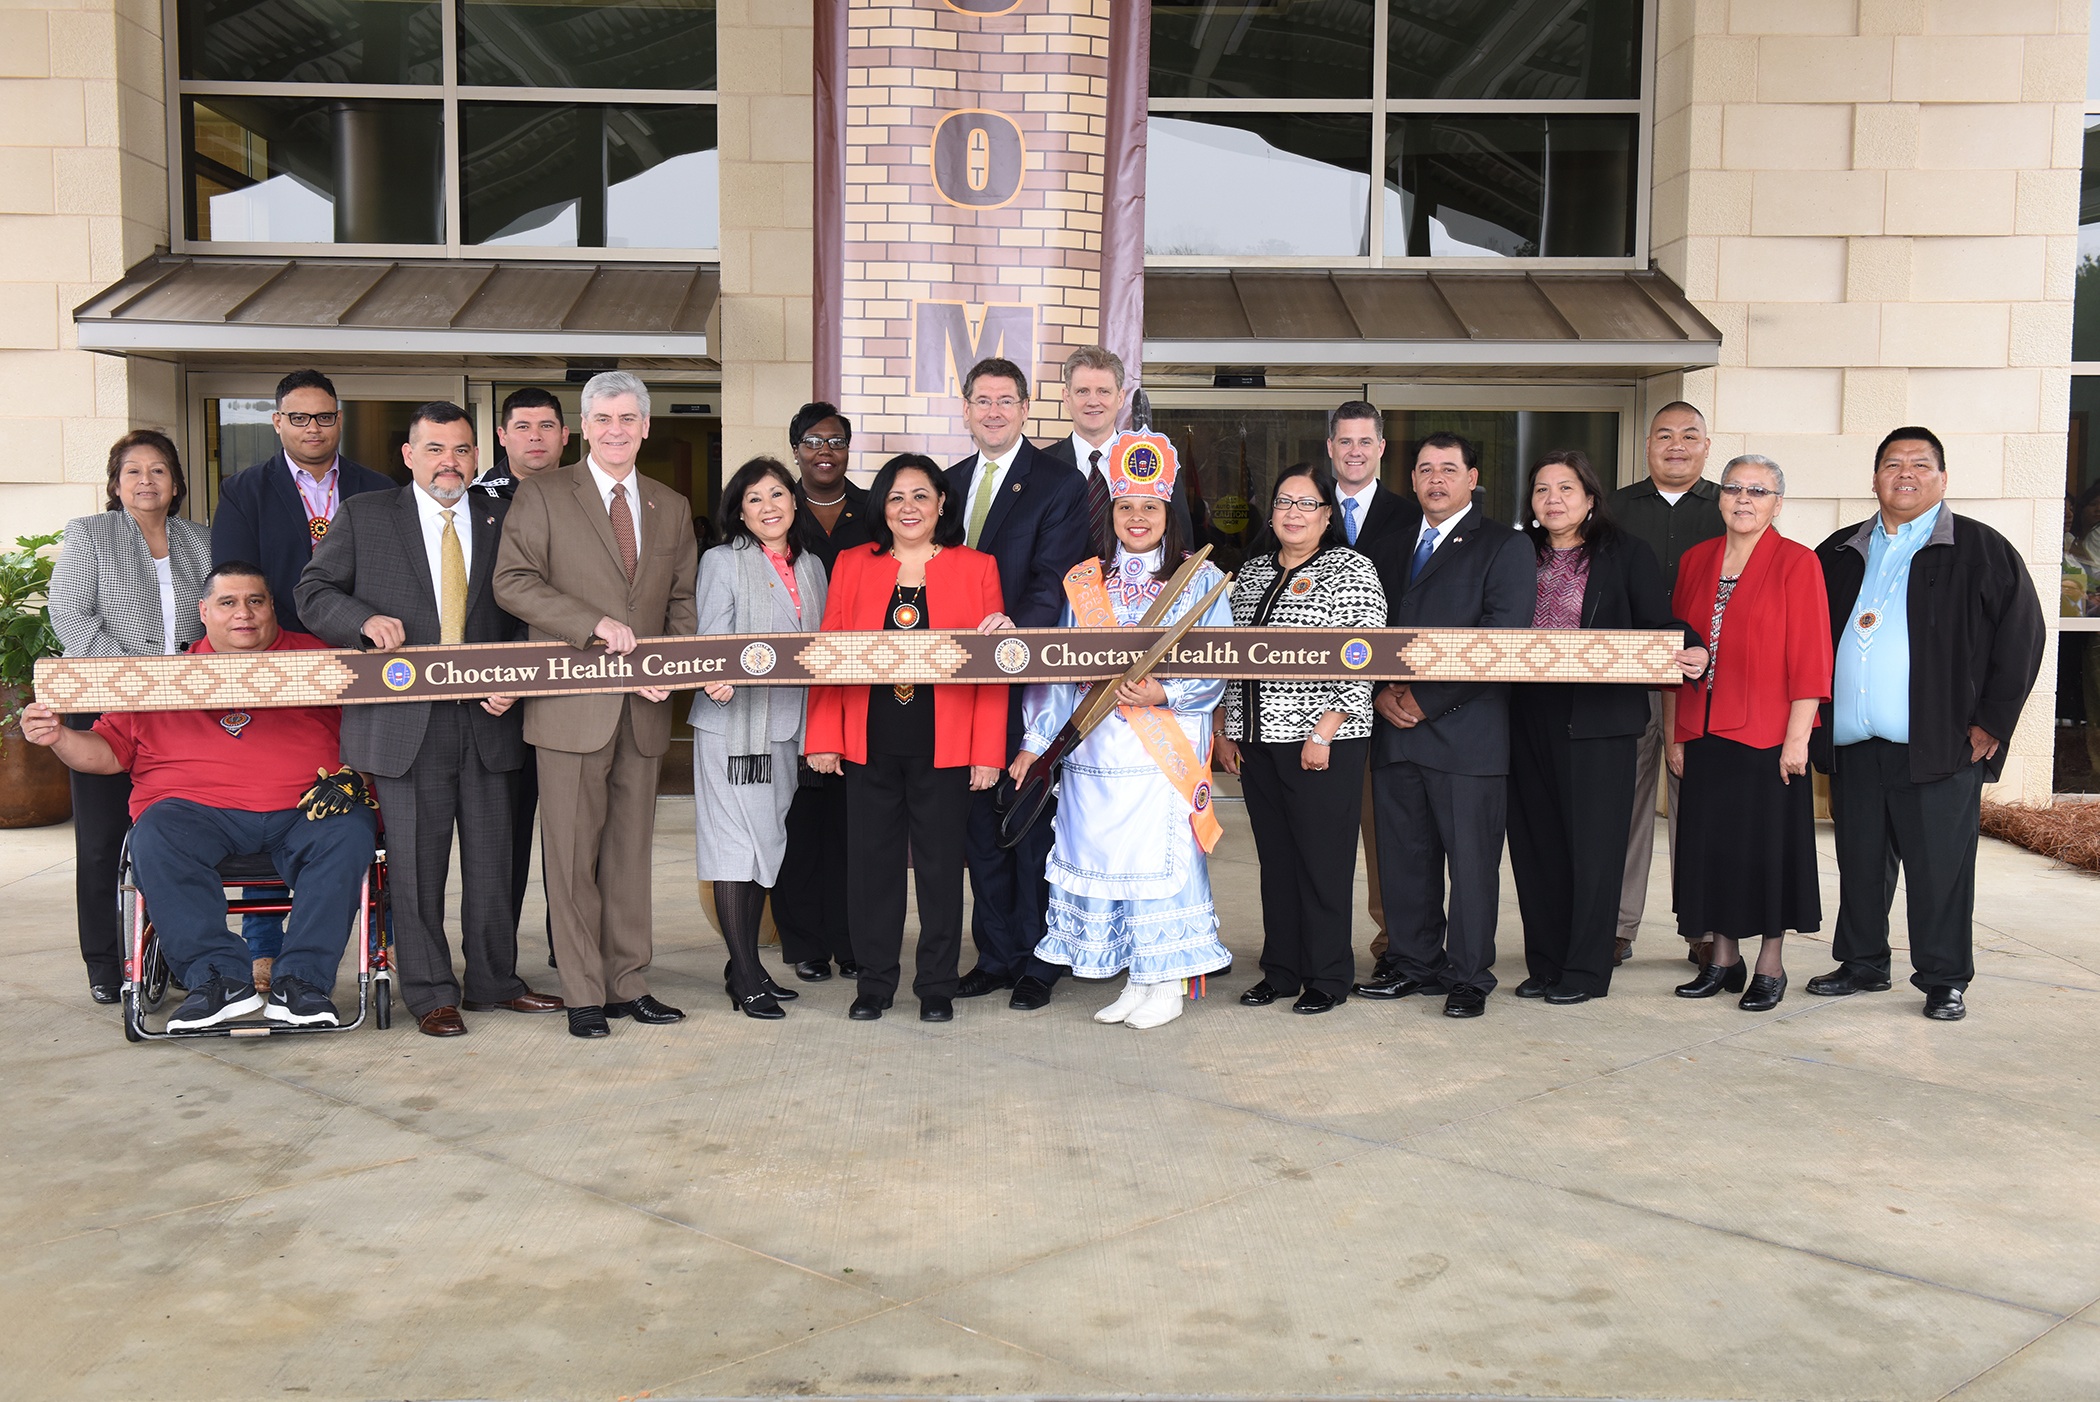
top-left (1085, 450), bottom-right (1110, 555)
top-left (1409, 525), bottom-right (1438, 584)
top-left (609, 481), bottom-right (637, 582)
top-left (1342, 496), bottom-right (1359, 546)
top-left (439, 508), bottom-right (467, 644)
top-left (964, 459), bottom-right (1000, 548)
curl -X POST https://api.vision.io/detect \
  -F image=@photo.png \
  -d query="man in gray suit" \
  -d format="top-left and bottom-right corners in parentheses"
top-left (1352, 433), bottom-right (1537, 1019)
top-left (297, 401), bottom-right (563, 1037)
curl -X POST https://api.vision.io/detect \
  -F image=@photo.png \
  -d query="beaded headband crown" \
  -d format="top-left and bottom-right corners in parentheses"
top-left (1104, 431), bottom-right (1177, 501)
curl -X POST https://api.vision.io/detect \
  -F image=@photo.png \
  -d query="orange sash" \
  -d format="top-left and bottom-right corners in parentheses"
top-left (1061, 560), bottom-right (1225, 852)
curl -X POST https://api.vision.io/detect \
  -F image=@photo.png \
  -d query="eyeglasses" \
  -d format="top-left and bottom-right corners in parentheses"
top-left (1273, 495), bottom-right (1327, 514)
top-left (278, 411), bottom-right (340, 428)
top-left (968, 396), bottom-right (1022, 411)
top-left (798, 436), bottom-right (849, 450)
top-left (1719, 483), bottom-right (1780, 499)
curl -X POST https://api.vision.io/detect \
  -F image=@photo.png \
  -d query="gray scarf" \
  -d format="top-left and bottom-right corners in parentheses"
top-left (724, 540), bottom-right (818, 784)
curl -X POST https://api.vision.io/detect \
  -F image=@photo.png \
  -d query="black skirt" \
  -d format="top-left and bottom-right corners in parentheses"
top-left (1674, 735), bottom-right (1822, 940)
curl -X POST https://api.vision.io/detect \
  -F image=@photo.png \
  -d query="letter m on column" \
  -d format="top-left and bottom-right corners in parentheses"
top-left (913, 302), bottom-right (1036, 397)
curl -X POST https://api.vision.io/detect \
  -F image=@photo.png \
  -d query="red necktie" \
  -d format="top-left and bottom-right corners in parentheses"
top-left (610, 482), bottom-right (638, 582)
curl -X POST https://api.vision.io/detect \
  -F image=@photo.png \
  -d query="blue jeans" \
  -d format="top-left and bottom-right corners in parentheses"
top-left (242, 899), bottom-right (284, 961)
top-left (129, 799), bottom-right (376, 993)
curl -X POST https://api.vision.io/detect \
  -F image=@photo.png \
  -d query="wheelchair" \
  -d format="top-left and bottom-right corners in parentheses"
top-left (117, 831), bottom-right (393, 1040)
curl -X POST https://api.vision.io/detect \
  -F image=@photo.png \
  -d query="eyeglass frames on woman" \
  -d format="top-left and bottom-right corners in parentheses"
top-left (1273, 495), bottom-right (1327, 513)
top-left (1719, 482), bottom-right (1779, 499)
top-left (798, 436), bottom-right (849, 450)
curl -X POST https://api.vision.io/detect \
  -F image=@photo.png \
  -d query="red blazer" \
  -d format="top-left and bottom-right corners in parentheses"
top-left (805, 543), bottom-right (1009, 769)
top-left (1672, 528), bottom-right (1833, 749)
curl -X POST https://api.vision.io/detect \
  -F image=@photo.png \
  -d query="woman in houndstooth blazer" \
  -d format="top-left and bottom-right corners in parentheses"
top-left (48, 429), bottom-right (211, 1005)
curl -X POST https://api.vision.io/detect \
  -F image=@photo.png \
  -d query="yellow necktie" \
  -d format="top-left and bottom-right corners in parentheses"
top-left (440, 508), bottom-right (467, 645)
top-left (965, 459), bottom-right (1000, 548)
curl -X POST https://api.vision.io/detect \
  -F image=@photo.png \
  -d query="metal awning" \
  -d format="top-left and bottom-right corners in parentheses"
top-left (1142, 268), bottom-right (1720, 370)
top-left (73, 256), bottom-right (718, 359)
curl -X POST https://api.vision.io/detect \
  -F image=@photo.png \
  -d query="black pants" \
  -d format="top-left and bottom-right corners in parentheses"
top-left (1507, 688), bottom-right (1638, 996)
top-left (373, 704), bottom-right (529, 1018)
top-left (66, 714), bottom-right (129, 985)
top-left (507, 750), bottom-right (552, 963)
top-left (1829, 738), bottom-right (1983, 992)
top-left (846, 753), bottom-right (972, 1004)
top-left (1374, 757), bottom-right (1508, 995)
top-left (963, 785), bottom-right (1062, 984)
top-left (1238, 737), bottom-right (1368, 999)
top-left (773, 775), bottom-right (854, 966)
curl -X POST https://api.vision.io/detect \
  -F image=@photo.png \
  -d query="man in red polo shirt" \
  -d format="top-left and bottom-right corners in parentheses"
top-left (23, 561), bottom-right (376, 1031)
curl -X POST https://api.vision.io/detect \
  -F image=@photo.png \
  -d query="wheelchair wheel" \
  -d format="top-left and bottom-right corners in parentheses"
top-left (374, 978), bottom-right (391, 1030)
top-left (140, 929), bottom-right (170, 1012)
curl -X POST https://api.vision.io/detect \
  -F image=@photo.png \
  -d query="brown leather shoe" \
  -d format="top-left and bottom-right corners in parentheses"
top-left (1614, 938), bottom-right (1633, 966)
top-left (461, 990), bottom-right (565, 1013)
top-left (251, 956), bottom-right (274, 996)
top-left (418, 1005), bottom-right (468, 1037)
top-left (1687, 937), bottom-right (1714, 967)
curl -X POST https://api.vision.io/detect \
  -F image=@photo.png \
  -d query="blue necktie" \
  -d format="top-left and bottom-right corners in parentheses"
top-left (1342, 496), bottom-right (1359, 545)
top-left (1409, 525), bottom-right (1438, 583)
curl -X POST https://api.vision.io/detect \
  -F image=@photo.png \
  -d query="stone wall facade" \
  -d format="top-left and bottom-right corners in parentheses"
top-left (1645, 0), bottom-right (2085, 803)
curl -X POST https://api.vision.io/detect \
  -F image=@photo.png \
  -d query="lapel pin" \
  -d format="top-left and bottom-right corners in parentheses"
top-left (1010, 483), bottom-right (1021, 493)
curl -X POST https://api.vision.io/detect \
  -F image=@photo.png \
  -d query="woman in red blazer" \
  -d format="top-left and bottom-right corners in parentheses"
top-left (807, 453), bottom-right (1009, 1023)
top-left (1666, 454), bottom-right (1834, 1012)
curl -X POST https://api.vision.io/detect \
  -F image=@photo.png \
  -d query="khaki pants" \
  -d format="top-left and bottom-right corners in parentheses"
top-left (1619, 692), bottom-right (1683, 944)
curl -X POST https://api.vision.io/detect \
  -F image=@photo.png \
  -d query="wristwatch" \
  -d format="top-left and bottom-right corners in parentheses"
top-left (1306, 733), bottom-right (1332, 747)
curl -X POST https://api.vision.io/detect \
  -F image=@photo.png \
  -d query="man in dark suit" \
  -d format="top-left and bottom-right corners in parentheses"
top-left (296, 402), bottom-right (563, 1038)
top-left (943, 356), bottom-right (1090, 1010)
top-left (1325, 400), bottom-right (1421, 978)
top-left (1353, 432), bottom-right (1536, 1018)
top-left (1038, 345), bottom-right (1192, 555)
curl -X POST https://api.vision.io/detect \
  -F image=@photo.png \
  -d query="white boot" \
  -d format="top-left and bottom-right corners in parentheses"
top-left (1094, 977), bottom-right (1145, 1024)
top-left (1124, 979), bottom-right (1185, 1029)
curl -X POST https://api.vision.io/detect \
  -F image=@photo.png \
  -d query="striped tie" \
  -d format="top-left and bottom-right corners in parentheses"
top-left (1085, 450), bottom-right (1110, 556)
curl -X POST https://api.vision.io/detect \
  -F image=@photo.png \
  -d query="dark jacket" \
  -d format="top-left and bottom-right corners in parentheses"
top-left (1609, 476), bottom-right (1724, 593)
top-left (212, 450), bottom-right (397, 635)
top-left (945, 437), bottom-right (1090, 629)
top-left (1039, 433), bottom-right (1195, 554)
top-left (1368, 504), bottom-right (1538, 777)
top-left (1335, 481), bottom-right (1421, 560)
top-left (794, 478), bottom-right (874, 573)
top-left (294, 485), bottom-right (525, 779)
top-left (1532, 532), bottom-right (1703, 740)
top-left (1812, 509), bottom-right (2046, 784)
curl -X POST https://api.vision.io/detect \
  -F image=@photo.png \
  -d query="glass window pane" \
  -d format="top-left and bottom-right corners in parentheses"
top-left (185, 97), bottom-right (444, 244)
top-left (177, 0), bottom-right (442, 84)
top-left (1390, 0), bottom-right (1642, 100)
top-left (459, 0), bottom-right (716, 89)
top-left (462, 103), bottom-right (719, 248)
top-left (1384, 114), bottom-right (1635, 258)
top-left (2076, 119), bottom-right (2100, 360)
top-left (1146, 115), bottom-right (1371, 258)
top-left (1148, 1), bottom-right (1372, 100)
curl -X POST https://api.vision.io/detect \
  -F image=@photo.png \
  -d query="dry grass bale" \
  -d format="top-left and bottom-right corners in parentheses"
top-left (1980, 801), bottom-right (2100, 875)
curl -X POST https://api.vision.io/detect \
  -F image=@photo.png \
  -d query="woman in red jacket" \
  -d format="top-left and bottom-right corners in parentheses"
top-left (806, 453), bottom-right (1010, 1023)
top-left (1666, 453), bottom-right (1834, 1011)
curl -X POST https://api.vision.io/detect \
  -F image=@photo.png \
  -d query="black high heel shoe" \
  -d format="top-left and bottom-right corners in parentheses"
top-left (1738, 971), bottom-right (1788, 1012)
top-left (723, 960), bottom-right (797, 999)
top-left (1675, 960), bottom-right (1747, 998)
top-left (726, 987), bottom-right (786, 1020)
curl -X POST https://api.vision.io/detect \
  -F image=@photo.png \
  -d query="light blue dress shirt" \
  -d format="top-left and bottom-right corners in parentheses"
top-left (1832, 502), bottom-right (1941, 746)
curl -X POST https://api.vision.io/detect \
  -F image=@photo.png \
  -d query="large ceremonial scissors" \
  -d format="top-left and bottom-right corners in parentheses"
top-left (994, 546), bottom-right (1230, 849)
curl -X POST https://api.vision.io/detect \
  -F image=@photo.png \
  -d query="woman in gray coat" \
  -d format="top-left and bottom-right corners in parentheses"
top-left (47, 429), bottom-right (211, 1004)
top-left (692, 457), bottom-right (829, 1018)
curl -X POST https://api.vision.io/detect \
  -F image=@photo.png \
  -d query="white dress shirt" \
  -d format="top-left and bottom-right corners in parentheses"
top-left (151, 554), bottom-right (178, 655)
top-left (963, 439), bottom-right (1025, 543)
top-left (586, 455), bottom-right (642, 556)
top-left (1413, 502), bottom-right (1472, 558)
top-left (410, 481), bottom-right (474, 591)
top-left (1068, 431), bottom-right (1113, 478)
top-left (1338, 478), bottom-right (1378, 545)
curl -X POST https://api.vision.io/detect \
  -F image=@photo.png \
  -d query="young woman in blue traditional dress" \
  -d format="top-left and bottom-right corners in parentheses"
top-left (1007, 434), bottom-right (1235, 1029)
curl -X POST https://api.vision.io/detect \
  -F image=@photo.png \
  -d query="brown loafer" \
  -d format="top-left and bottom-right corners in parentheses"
top-left (418, 1005), bottom-right (468, 1037)
top-left (461, 990), bottom-right (565, 1013)
top-left (1614, 938), bottom-right (1633, 966)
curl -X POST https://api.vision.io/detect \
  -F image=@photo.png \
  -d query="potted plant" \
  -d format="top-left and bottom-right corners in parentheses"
top-left (0, 531), bottom-right (72, 827)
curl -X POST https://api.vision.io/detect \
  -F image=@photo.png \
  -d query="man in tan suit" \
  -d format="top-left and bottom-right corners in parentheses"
top-left (493, 371), bottom-right (699, 1038)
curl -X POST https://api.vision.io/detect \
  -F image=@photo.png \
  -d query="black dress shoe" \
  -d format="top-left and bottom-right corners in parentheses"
top-left (1805, 966), bottom-right (1892, 997)
top-left (920, 996), bottom-right (954, 1022)
top-left (1543, 986), bottom-right (1597, 1005)
top-left (726, 989), bottom-right (786, 1020)
top-left (1008, 975), bottom-right (1053, 1011)
top-left (956, 968), bottom-right (1011, 998)
top-left (567, 1006), bottom-right (610, 1038)
top-left (1738, 972), bottom-right (1788, 1012)
top-left (1923, 986), bottom-right (1967, 1021)
top-left (848, 994), bottom-right (887, 1021)
top-left (722, 961), bottom-right (797, 1000)
top-left (793, 959), bottom-right (833, 983)
top-left (1352, 972), bottom-right (1433, 999)
top-left (1370, 957), bottom-right (1399, 981)
top-left (1239, 979), bottom-right (1287, 1006)
top-left (1675, 960), bottom-right (1746, 998)
top-left (1291, 988), bottom-right (1339, 1014)
top-left (1444, 988), bottom-right (1486, 1018)
top-left (838, 960), bottom-right (865, 979)
top-left (88, 981), bottom-right (120, 1005)
top-left (605, 994), bottom-right (685, 1024)
top-left (1513, 976), bottom-right (1552, 999)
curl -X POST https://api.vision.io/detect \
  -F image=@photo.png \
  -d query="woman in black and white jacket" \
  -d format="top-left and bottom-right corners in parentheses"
top-left (1213, 465), bottom-right (1388, 1014)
